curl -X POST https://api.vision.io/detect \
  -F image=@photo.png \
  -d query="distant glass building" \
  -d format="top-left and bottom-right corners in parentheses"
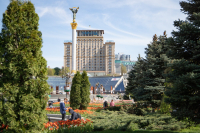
top-left (115, 54), bottom-right (120, 60)
top-left (115, 53), bottom-right (130, 61)
top-left (126, 55), bottom-right (130, 61)
top-left (120, 54), bottom-right (126, 61)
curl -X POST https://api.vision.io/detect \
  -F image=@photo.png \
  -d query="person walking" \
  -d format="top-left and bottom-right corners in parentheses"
top-left (60, 98), bottom-right (68, 120)
top-left (110, 99), bottom-right (115, 107)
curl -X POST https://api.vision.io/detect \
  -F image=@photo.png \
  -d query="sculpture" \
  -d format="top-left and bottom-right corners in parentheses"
top-left (69, 7), bottom-right (79, 23)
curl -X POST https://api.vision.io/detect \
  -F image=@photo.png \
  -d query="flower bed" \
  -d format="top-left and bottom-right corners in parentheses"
top-left (53, 102), bottom-right (69, 105)
top-left (43, 118), bottom-right (93, 132)
top-left (1, 119), bottom-right (93, 132)
top-left (46, 107), bottom-right (94, 115)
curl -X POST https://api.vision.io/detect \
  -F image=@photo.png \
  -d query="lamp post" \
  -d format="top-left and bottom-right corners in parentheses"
top-left (61, 87), bottom-right (63, 94)
top-left (62, 72), bottom-right (72, 99)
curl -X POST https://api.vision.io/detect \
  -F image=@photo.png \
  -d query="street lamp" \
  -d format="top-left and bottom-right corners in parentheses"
top-left (62, 72), bottom-right (72, 99)
top-left (61, 87), bottom-right (63, 94)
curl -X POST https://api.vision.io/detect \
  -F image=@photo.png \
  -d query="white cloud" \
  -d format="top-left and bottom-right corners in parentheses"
top-left (102, 14), bottom-right (148, 39)
top-left (83, 0), bottom-right (181, 9)
top-left (83, 0), bottom-right (138, 8)
top-left (106, 36), bottom-right (152, 46)
top-left (36, 6), bottom-right (71, 24)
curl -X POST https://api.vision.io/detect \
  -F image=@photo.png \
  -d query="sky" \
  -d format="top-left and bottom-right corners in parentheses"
top-left (0, 0), bottom-right (187, 68)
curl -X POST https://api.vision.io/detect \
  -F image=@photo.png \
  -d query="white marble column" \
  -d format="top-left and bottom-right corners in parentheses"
top-left (70, 23), bottom-right (78, 74)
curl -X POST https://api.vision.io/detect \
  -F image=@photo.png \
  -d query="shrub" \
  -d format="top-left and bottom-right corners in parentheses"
top-left (127, 121), bottom-right (139, 131)
top-left (70, 71), bottom-right (81, 109)
top-left (80, 70), bottom-right (90, 110)
top-left (0, 0), bottom-right (50, 132)
top-left (159, 94), bottom-right (172, 114)
top-left (86, 110), bottom-right (190, 131)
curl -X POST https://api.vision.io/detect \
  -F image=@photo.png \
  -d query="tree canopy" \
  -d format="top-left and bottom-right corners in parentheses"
top-left (0, 0), bottom-right (50, 132)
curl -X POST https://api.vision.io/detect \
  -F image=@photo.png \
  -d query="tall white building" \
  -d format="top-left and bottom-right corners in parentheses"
top-left (64, 30), bottom-right (115, 76)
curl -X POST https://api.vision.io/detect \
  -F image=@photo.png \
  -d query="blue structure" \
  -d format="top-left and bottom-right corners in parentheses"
top-left (115, 81), bottom-right (124, 91)
top-left (47, 76), bottom-right (125, 93)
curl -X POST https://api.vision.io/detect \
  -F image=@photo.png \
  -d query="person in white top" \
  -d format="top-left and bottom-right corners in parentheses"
top-left (100, 84), bottom-right (104, 94)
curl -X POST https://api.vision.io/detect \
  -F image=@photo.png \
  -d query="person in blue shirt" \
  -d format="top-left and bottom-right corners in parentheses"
top-left (60, 98), bottom-right (68, 120)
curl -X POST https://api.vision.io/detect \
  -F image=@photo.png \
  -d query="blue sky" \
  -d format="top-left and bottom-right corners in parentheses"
top-left (0, 0), bottom-right (187, 68)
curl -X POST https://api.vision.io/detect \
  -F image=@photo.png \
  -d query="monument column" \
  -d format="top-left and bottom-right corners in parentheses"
top-left (69, 7), bottom-right (79, 74)
top-left (71, 23), bottom-right (77, 74)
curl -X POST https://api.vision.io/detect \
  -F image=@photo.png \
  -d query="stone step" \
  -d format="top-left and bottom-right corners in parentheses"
top-left (47, 114), bottom-right (71, 119)
top-left (47, 114), bottom-right (85, 122)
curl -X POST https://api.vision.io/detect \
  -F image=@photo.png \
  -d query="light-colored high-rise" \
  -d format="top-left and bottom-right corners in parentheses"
top-left (64, 30), bottom-right (115, 76)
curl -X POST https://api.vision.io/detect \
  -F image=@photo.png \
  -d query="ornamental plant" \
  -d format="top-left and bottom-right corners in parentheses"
top-left (0, 0), bottom-right (50, 132)
top-left (70, 71), bottom-right (82, 109)
top-left (43, 119), bottom-right (93, 133)
top-left (80, 70), bottom-right (90, 110)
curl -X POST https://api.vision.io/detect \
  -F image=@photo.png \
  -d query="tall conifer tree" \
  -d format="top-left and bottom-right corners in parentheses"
top-left (130, 55), bottom-right (150, 102)
top-left (70, 71), bottom-right (81, 110)
top-left (142, 33), bottom-right (169, 107)
top-left (80, 70), bottom-right (90, 110)
top-left (164, 0), bottom-right (200, 121)
top-left (126, 32), bottom-right (169, 108)
top-left (0, 0), bottom-right (50, 132)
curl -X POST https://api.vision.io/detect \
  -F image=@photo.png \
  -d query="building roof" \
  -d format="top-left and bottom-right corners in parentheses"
top-left (115, 60), bottom-right (136, 65)
top-left (89, 76), bottom-right (121, 90)
top-left (47, 76), bottom-right (124, 91)
top-left (76, 30), bottom-right (104, 34)
top-left (115, 81), bottom-right (125, 91)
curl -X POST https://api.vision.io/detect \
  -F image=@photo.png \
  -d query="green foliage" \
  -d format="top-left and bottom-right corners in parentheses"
top-left (42, 121), bottom-right (94, 133)
top-left (0, 0), bottom-right (50, 132)
top-left (164, 0), bottom-right (200, 122)
top-left (59, 67), bottom-right (70, 76)
top-left (124, 68), bottom-right (136, 100)
top-left (70, 71), bottom-right (82, 110)
top-left (121, 64), bottom-right (127, 75)
top-left (159, 94), bottom-right (172, 114)
top-left (80, 70), bottom-right (90, 110)
top-left (47, 68), bottom-right (55, 76)
top-left (126, 121), bottom-right (139, 131)
top-left (165, 60), bottom-right (200, 121)
top-left (87, 110), bottom-right (189, 131)
top-left (54, 67), bottom-right (60, 75)
top-left (125, 31), bottom-right (170, 109)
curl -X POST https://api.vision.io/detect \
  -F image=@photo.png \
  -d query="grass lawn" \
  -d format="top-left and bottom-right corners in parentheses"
top-left (92, 128), bottom-right (200, 133)
top-left (93, 130), bottom-right (177, 133)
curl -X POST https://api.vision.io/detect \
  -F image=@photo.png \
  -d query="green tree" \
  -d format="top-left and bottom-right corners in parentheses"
top-left (54, 67), bottom-right (60, 75)
top-left (70, 71), bottom-right (81, 110)
top-left (123, 68), bottom-right (137, 100)
top-left (121, 64), bottom-right (127, 75)
top-left (59, 67), bottom-right (70, 76)
top-left (0, 0), bottom-right (50, 132)
top-left (165, 0), bottom-right (200, 121)
top-left (80, 70), bottom-right (90, 110)
top-left (130, 55), bottom-right (150, 103)
top-left (126, 32), bottom-right (169, 109)
top-left (141, 33), bottom-right (169, 108)
top-left (47, 68), bottom-right (55, 76)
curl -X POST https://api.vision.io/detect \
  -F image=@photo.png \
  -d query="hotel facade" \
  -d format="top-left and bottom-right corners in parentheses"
top-left (64, 30), bottom-right (115, 76)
